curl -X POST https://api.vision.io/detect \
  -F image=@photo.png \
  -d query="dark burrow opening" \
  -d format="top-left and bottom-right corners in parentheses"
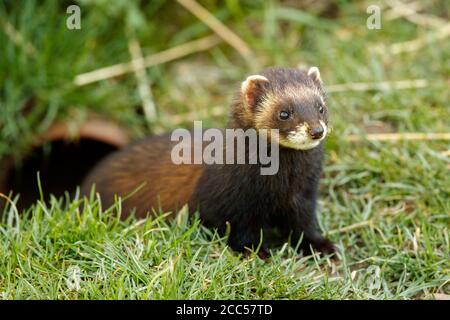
top-left (1, 139), bottom-right (118, 212)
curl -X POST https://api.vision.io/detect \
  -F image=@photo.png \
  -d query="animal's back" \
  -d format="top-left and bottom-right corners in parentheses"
top-left (81, 134), bottom-right (203, 218)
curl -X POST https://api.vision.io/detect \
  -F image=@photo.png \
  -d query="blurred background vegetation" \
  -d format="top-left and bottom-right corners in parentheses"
top-left (0, 0), bottom-right (449, 299)
top-left (1, 0), bottom-right (447, 153)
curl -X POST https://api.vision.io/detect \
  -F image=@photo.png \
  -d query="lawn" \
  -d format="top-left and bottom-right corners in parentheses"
top-left (0, 0), bottom-right (449, 299)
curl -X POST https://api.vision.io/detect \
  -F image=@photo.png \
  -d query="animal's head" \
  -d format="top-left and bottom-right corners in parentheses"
top-left (235, 66), bottom-right (329, 150)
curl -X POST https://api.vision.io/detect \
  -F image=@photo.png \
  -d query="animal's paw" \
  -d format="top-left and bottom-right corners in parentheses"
top-left (241, 247), bottom-right (270, 260)
top-left (303, 237), bottom-right (338, 259)
top-left (313, 238), bottom-right (337, 256)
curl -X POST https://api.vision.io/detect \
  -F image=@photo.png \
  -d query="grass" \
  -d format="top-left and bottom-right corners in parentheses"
top-left (0, 0), bottom-right (449, 299)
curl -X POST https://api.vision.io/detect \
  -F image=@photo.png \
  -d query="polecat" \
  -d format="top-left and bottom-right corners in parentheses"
top-left (81, 66), bottom-right (336, 256)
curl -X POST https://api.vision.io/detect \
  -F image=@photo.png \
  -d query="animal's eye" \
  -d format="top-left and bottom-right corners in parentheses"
top-left (318, 104), bottom-right (324, 114)
top-left (279, 110), bottom-right (290, 120)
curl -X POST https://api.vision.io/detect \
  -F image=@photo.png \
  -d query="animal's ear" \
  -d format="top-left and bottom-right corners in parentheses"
top-left (241, 75), bottom-right (269, 109)
top-left (307, 66), bottom-right (322, 85)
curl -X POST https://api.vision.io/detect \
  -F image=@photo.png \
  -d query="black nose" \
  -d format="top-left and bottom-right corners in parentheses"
top-left (310, 126), bottom-right (324, 139)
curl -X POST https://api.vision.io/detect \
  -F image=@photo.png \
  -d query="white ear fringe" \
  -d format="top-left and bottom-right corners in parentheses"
top-left (241, 75), bottom-right (269, 93)
top-left (307, 66), bottom-right (321, 83)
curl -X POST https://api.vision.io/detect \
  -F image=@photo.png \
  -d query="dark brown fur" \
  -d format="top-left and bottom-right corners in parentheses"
top-left (81, 135), bottom-right (203, 218)
top-left (81, 67), bottom-right (336, 256)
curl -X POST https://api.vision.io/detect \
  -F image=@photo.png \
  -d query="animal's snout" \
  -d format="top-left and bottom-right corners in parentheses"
top-left (309, 125), bottom-right (324, 140)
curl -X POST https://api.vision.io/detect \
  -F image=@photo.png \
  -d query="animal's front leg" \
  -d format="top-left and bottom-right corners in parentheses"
top-left (227, 221), bottom-right (268, 257)
top-left (285, 197), bottom-right (336, 257)
top-left (295, 230), bottom-right (336, 256)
